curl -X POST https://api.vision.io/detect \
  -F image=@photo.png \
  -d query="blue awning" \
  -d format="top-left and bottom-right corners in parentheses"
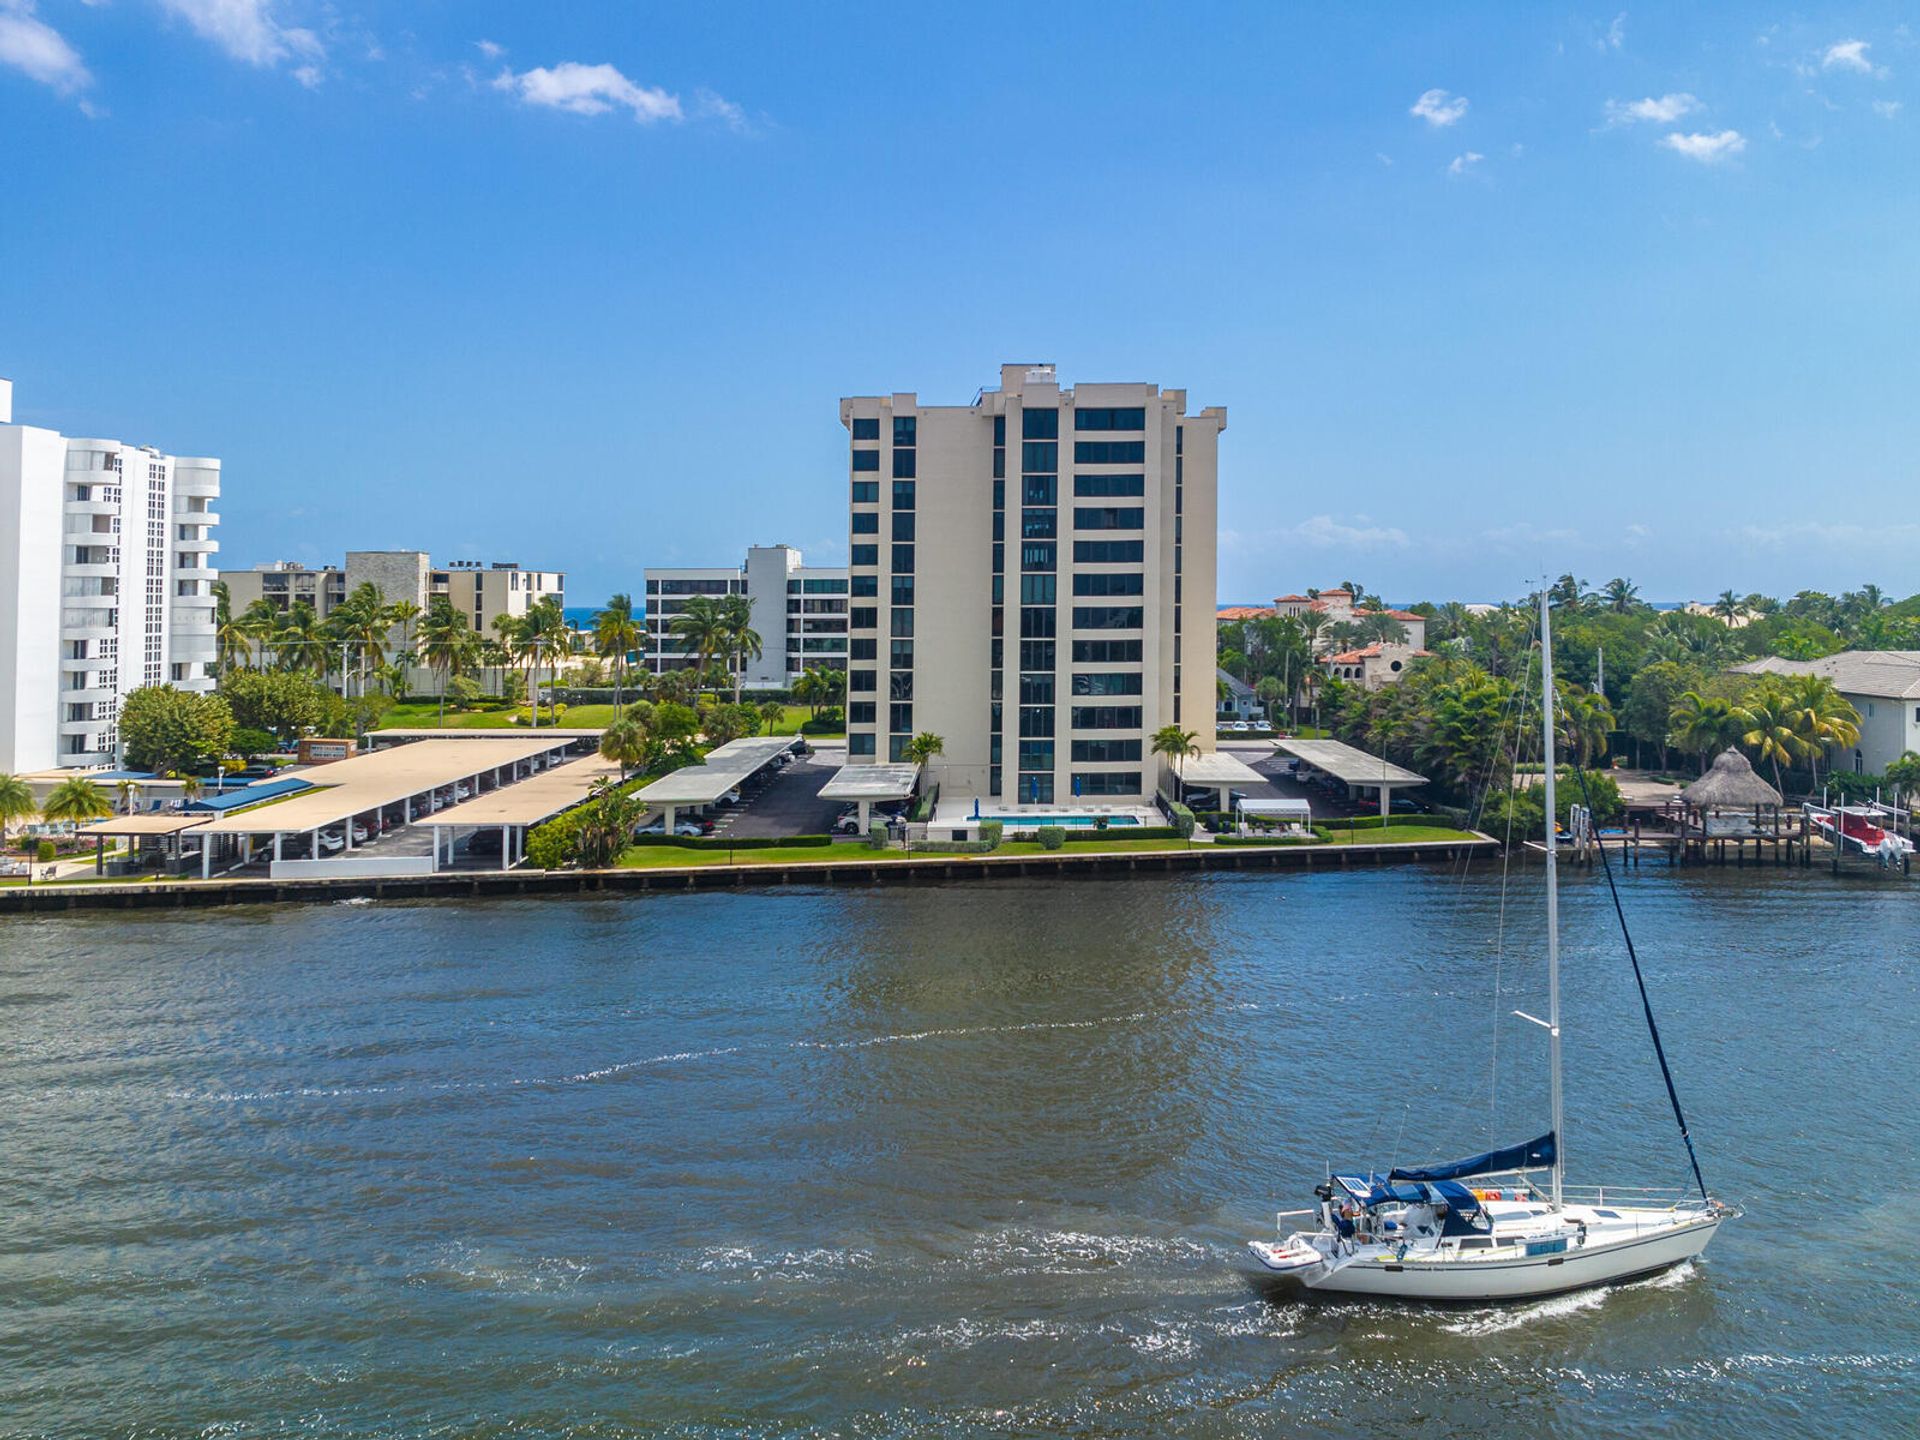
top-left (185, 777), bottom-right (313, 812)
top-left (1388, 1132), bottom-right (1556, 1184)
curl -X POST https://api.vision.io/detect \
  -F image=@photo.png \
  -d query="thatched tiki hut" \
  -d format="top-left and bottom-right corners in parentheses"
top-left (1679, 748), bottom-right (1784, 838)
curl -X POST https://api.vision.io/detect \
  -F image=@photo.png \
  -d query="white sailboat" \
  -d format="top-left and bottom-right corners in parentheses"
top-left (1249, 587), bottom-right (1736, 1301)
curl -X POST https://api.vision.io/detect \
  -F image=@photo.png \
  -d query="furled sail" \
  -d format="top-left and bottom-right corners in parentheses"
top-left (1388, 1132), bottom-right (1556, 1184)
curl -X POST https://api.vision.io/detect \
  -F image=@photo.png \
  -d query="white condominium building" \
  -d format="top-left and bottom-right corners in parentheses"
top-left (222, 553), bottom-right (565, 638)
top-left (644, 544), bottom-right (849, 689)
top-left (838, 363), bottom-right (1225, 804)
top-left (0, 379), bottom-right (221, 772)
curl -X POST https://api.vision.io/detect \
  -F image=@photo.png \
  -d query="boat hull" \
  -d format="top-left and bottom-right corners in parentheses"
top-left (1299, 1216), bottom-right (1720, 1301)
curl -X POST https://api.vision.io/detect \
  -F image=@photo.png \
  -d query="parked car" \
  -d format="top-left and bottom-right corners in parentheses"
top-left (350, 823), bottom-right (370, 844)
top-left (317, 831), bottom-right (345, 854)
top-left (635, 818), bottom-right (712, 837)
top-left (454, 784), bottom-right (472, 801)
top-left (465, 829), bottom-right (504, 855)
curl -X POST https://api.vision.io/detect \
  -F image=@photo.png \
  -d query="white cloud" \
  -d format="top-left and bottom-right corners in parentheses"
top-left (1286, 515), bottom-right (1411, 550)
top-left (1605, 92), bottom-right (1701, 125)
top-left (1447, 150), bottom-right (1484, 176)
top-left (1599, 12), bottom-right (1626, 52)
top-left (1873, 98), bottom-right (1903, 118)
top-left (1410, 88), bottom-right (1468, 127)
top-left (492, 60), bottom-right (681, 121)
top-left (1660, 129), bottom-right (1746, 162)
top-left (474, 39), bottom-right (504, 60)
top-left (1821, 39), bottom-right (1883, 76)
top-left (0, 0), bottom-right (92, 97)
top-left (157, 0), bottom-right (323, 71)
top-left (693, 86), bottom-right (746, 133)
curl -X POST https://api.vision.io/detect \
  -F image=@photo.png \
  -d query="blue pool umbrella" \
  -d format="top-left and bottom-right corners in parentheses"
top-left (971, 797), bottom-right (980, 819)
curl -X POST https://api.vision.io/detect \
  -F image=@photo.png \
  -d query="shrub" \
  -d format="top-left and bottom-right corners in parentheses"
top-left (230, 726), bottom-right (277, 758)
top-left (913, 839), bottom-right (998, 854)
top-left (867, 824), bottom-right (889, 850)
top-left (1038, 826), bottom-right (1066, 851)
top-left (978, 819), bottom-right (1004, 847)
top-left (627, 834), bottom-right (833, 850)
top-left (36, 840), bottom-right (56, 863)
top-left (1214, 834), bottom-right (1319, 847)
top-left (1169, 802), bottom-right (1196, 839)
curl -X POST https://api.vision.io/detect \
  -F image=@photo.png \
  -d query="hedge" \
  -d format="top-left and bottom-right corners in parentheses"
top-left (627, 834), bottom-right (832, 850)
top-left (1212, 834), bottom-right (1320, 847)
top-left (1315, 814), bottom-right (1435, 832)
top-left (912, 839), bottom-right (999, 854)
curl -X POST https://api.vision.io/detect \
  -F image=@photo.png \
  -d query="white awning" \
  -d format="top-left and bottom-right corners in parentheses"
top-left (1237, 797), bottom-right (1312, 819)
top-left (819, 763), bottom-right (919, 801)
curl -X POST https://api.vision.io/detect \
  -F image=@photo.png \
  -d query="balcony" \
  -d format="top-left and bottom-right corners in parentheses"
top-left (64, 495), bottom-right (118, 517)
top-left (175, 533), bottom-right (219, 553)
top-left (64, 560), bottom-right (121, 579)
top-left (176, 508), bottom-right (220, 526)
top-left (61, 684), bottom-right (115, 705)
top-left (172, 470), bottom-right (220, 498)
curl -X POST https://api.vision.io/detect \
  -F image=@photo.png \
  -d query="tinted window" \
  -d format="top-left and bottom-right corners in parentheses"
top-left (1022, 408), bottom-right (1059, 439)
top-left (1074, 440), bottom-right (1145, 464)
top-left (892, 448), bottom-right (916, 478)
top-left (851, 481), bottom-right (879, 503)
top-left (1074, 473), bottom-right (1145, 497)
top-left (1074, 407), bottom-right (1146, 431)
top-left (1073, 540), bottom-right (1145, 564)
top-left (850, 544), bottom-right (878, 566)
top-left (1072, 606), bottom-right (1143, 630)
top-left (852, 512), bottom-right (879, 534)
top-left (851, 418), bottom-right (880, 440)
top-left (852, 449), bottom-right (880, 471)
top-left (1073, 572), bottom-right (1144, 596)
top-left (1074, 507), bottom-right (1144, 530)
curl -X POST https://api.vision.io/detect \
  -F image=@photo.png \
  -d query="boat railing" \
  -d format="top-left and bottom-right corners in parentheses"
top-left (1558, 1182), bottom-right (1712, 1212)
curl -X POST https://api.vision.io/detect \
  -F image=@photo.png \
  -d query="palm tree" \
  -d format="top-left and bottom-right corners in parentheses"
top-left (1780, 673), bottom-right (1861, 789)
top-left (594, 594), bottom-right (642, 711)
top-left (793, 666), bottom-right (826, 719)
top-left (598, 713), bottom-right (651, 778)
top-left (717, 593), bottom-right (763, 704)
top-left (1711, 589), bottom-right (1744, 626)
top-left (211, 580), bottom-right (249, 676)
top-left (905, 731), bottom-right (945, 768)
top-left (116, 778), bottom-right (140, 815)
top-left (0, 773), bottom-right (35, 851)
top-left (1740, 681), bottom-right (1811, 793)
top-left (1599, 577), bottom-right (1642, 614)
top-left (758, 700), bottom-right (786, 735)
top-left (330, 582), bottom-right (393, 690)
top-left (491, 612), bottom-right (526, 705)
top-left (272, 601), bottom-right (329, 675)
top-left (1557, 684), bottom-right (1616, 768)
top-left (1668, 692), bottom-right (1752, 774)
top-left (523, 597), bottom-right (569, 721)
top-left (418, 598), bottom-right (477, 723)
top-left (1354, 611), bottom-right (1407, 646)
top-left (1151, 724), bottom-right (1200, 790)
top-left (42, 775), bottom-right (112, 826)
top-left (668, 596), bottom-right (731, 700)
top-left (238, 598), bottom-right (280, 667)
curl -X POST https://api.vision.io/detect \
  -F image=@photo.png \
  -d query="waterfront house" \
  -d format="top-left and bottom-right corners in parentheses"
top-left (1732, 651), bottom-right (1920, 777)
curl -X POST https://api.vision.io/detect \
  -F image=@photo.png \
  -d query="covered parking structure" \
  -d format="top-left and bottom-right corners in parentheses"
top-left (1274, 738), bottom-right (1426, 818)
top-left (195, 736), bottom-right (576, 877)
top-left (818, 763), bottom-right (919, 832)
top-left (628, 737), bottom-right (801, 831)
top-left (422, 752), bottom-right (624, 870)
top-left (77, 813), bottom-right (212, 875)
top-left (1173, 749), bottom-right (1266, 805)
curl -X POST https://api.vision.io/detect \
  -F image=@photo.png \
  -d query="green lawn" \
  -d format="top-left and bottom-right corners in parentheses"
top-left (1311, 824), bottom-right (1480, 845)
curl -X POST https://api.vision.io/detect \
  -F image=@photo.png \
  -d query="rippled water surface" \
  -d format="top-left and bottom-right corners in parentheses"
top-left (1, 862), bottom-right (1914, 1437)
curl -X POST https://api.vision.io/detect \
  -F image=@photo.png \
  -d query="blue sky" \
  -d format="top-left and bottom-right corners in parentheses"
top-left (3, 2), bottom-right (1916, 607)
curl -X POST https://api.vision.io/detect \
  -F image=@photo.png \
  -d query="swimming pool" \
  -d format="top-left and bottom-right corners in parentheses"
top-left (980, 814), bottom-right (1142, 827)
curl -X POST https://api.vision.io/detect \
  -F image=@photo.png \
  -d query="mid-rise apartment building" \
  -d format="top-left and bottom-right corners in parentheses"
top-left (644, 544), bottom-right (848, 688)
top-left (0, 379), bottom-right (221, 771)
top-left (223, 553), bottom-right (564, 638)
top-left (839, 364), bottom-right (1224, 804)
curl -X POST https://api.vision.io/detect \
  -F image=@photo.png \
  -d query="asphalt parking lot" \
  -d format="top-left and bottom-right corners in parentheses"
top-left (721, 748), bottom-right (848, 838)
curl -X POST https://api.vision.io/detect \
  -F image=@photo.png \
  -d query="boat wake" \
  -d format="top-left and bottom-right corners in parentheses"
top-left (1440, 1260), bottom-right (1697, 1337)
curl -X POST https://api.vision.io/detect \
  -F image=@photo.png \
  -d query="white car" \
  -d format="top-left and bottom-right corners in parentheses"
top-left (454, 784), bottom-right (472, 801)
top-left (351, 823), bottom-right (370, 844)
top-left (1232, 720), bottom-right (1252, 733)
top-left (636, 819), bottom-right (709, 838)
top-left (317, 831), bottom-right (346, 854)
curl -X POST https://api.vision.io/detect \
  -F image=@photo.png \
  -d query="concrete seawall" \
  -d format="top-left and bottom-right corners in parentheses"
top-left (0, 837), bottom-right (1496, 914)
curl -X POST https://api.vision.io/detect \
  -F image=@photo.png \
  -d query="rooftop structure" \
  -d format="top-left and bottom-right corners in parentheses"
top-left (1275, 737), bottom-right (1426, 818)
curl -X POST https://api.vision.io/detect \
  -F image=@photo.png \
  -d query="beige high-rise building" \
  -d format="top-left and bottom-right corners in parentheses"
top-left (838, 364), bottom-right (1224, 806)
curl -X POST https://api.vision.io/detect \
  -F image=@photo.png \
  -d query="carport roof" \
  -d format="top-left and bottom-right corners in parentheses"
top-left (80, 814), bottom-right (213, 837)
top-left (199, 737), bottom-right (570, 835)
top-left (1178, 751), bottom-right (1266, 786)
top-left (1275, 738), bottom-right (1425, 787)
top-left (1236, 797), bottom-right (1313, 818)
top-left (424, 753), bottom-right (624, 828)
top-left (629, 736), bottom-right (799, 806)
top-left (818, 763), bottom-right (919, 801)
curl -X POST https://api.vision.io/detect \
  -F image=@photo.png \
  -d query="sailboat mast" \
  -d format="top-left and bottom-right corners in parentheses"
top-left (1540, 586), bottom-right (1565, 1210)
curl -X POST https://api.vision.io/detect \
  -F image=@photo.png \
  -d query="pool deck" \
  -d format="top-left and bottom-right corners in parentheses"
top-left (0, 834), bottom-right (1497, 913)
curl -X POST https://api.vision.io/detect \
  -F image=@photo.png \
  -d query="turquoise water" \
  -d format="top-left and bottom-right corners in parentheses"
top-left (0, 861), bottom-right (1914, 1435)
top-left (984, 813), bottom-right (1143, 827)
